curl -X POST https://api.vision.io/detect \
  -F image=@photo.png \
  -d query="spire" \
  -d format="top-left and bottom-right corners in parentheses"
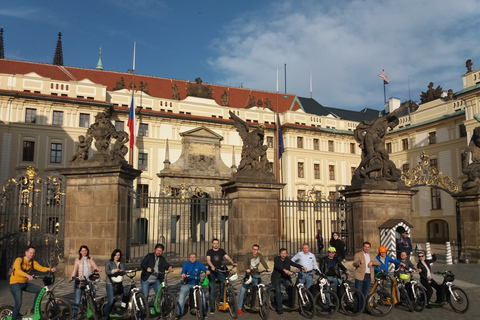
top-left (96, 47), bottom-right (103, 70)
top-left (0, 28), bottom-right (4, 59)
top-left (53, 32), bottom-right (63, 66)
top-left (163, 139), bottom-right (171, 172)
top-left (231, 147), bottom-right (237, 173)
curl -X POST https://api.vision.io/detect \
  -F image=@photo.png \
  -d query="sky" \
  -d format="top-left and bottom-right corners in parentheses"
top-left (1, 0), bottom-right (480, 111)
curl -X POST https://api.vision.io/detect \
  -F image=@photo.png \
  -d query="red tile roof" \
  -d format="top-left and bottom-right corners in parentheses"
top-left (0, 59), bottom-right (300, 113)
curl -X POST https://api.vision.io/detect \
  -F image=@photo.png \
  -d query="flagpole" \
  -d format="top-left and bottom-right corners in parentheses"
top-left (275, 67), bottom-right (282, 239)
top-left (128, 42), bottom-right (136, 165)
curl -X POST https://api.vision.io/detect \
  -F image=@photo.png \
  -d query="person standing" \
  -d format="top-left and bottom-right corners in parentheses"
top-left (104, 249), bottom-right (125, 319)
top-left (140, 243), bottom-right (173, 299)
top-left (329, 232), bottom-right (346, 263)
top-left (352, 242), bottom-right (380, 298)
top-left (206, 238), bottom-right (236, 315)
top-left (397, 230), bottom-right (413, 259)
top-left (292, 243), bottom-right (320, 290)
top-left (271, 248), bottom-right (306, 315)
top-left (237, 244), bottom-right (271, 315)
top-left (315, 230), bottom-right (324, 253)
top-left (70, 245), bottom-right (101, 320)
top-left (417, 250), bottom-right (444, 308)
top-left (10, 246), bottom-right (56, 320)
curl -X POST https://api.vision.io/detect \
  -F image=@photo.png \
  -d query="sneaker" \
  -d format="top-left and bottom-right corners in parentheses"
top-left (237, 309), bottom-right (243, 316)
top-left (209, 310), bottom-right (215, 315)
top-left (276, 310), bottom-right (283, 315)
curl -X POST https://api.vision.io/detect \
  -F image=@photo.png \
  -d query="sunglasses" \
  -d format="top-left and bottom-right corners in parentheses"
top-left (328, 251), bottom-right (335, 253)
top-left (418, 255), bottom-right (424, 258)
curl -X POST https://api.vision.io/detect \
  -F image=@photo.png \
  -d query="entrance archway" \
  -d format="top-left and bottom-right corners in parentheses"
top-left (427, 219), bottom-right (449, 243)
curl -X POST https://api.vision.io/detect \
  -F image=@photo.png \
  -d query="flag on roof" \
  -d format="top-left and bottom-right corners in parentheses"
top-left (277, 113), bottom-right (284, 159)
top-left (378, 70), bottom-right (389, 84)
top-left (127, 96), bottom-right (135, 148)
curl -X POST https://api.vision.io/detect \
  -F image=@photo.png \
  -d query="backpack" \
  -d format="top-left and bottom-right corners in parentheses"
top-left (8, 257), bottom-right (34, 278)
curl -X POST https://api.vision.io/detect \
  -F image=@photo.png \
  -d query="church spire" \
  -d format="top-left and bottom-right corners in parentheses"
top-left (53, 32), bottom-right (63, 66)
top-left (96, 47), bottom-right (104, 70)
top-left (0, 28), bottom-right (5, 59)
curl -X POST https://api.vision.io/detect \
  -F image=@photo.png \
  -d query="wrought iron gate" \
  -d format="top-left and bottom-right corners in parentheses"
top-left (126, 185), bottom-right (232, 264)
top-left (0, 167), bottom-right (65, 279)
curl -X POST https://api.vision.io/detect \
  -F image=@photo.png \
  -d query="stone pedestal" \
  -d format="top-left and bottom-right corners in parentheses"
top-left (453, 187), bottom-right (480, 259)
top-left (59, 164), bottom-right (141, 274)
top-left (222, 180), bottom-right (284, 272)
top-left (342, 185), bottom-right (417, 252)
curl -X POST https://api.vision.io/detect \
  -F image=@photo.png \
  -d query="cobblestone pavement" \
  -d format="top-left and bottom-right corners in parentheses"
top-left (1, 247), bottom-right (478, 320)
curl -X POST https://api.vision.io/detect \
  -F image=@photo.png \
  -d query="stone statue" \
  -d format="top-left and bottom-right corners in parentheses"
top-left (353, 104), bottom-right (409, 181)
top-left (113, 77), bottom-right (126, 90)
top-left (139, 81), bottom-right (149, 94)
top-left (466, 59), bottom-right (473, 73)
top-left (264, 98), bottom-right (273, 111)
top-left (246, 96), bottom-right (255, 108)
top-left (186, 77), bottom-right (213, 98)
top-left (70, 135), bottom-right (92, 162)
top-left (87, 110), bottom-right (116, 154)
top-left (229, 111), bottom-right (274, 182)
top-left (420, 82), bottom-right (443, 103)
top-left (111, 131), bottom-right (129, 162)
top-left (221, 90), bottom-right (229, 106)
top-left (462, 126), bottom-right (480, 189)
top-left (172, 84), bottom-right (180, 100)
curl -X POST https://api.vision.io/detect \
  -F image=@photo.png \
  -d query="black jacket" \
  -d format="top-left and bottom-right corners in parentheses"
top-left (417, 254), bottom-right (436, 282)
top-left (271, 255), bottom-right (303, 285)
top-left (140, 253), bottom-right (171, 281)
top-left (319, 256), bottom-right (347, 278)
top-left (329, 237), bottom-right (346, 259)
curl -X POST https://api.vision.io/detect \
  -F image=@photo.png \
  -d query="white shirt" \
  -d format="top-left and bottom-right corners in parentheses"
top-left (364, 252), bottom-right (371, 274)
top-left (292, 251), bottom-right (320, 272)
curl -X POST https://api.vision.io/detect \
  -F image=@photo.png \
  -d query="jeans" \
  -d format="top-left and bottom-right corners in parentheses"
top-left (326, 276), bottom-right (341, 294)
top-left (73, 282), bottom-right (96, 319)
top-left (354, 274), bottom-right (372, 298)
top-left (274, 278), bottom-right (292, 311)
top-left (208, 271), bottom-right (226, 312)
top-left (10, 282), bottom-right (42, 320)
top-left (141, 279), bottom-right (160, 300)
top-left (238, 275), bottom-right (259, 308)
top-left (177, 285), bottom-right (206, 317)
top-left (103, 283), bottom-right (124, 318)
top-left (298, 272), bottom-right (314, 290)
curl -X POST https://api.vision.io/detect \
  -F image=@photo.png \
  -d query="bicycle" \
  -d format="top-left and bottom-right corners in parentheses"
top-left (366, 271), bottom-right (394, 317)
top-left (267, 271), bottom-right (315, 319)
top-left (313, 271), bottom-right (339, 317)
top-left (146, 271), bottom-right (176, 319)
top-left (240, 270), bottom-right (270, 320)
top-left (338, 271), bottom-right (365, 316)
top-left (71, 271), bottom-right (104, 320)
top-left (181, 271), bottom-right (208, 320)
top-left (393, 267), bottom-right (427, 312)
top-left (101, 269), bottom-right (149, 320)
top-left (215, 266), bottom-right (238, 319)
top-left (434, 270), bottom-right (469, 314)
top-left (0, 273), bottom-right (72, 320)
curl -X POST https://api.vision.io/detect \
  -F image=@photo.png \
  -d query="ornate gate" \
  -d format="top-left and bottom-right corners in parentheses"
top-left (0, 167), bottom-right (65, 279)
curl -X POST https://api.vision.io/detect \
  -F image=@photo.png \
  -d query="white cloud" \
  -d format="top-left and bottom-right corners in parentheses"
top-left (208, 0), bottom-right (480, 110)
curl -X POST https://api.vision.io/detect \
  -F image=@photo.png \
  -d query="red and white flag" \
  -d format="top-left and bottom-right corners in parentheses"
top-left (127, 97), bottom-right (135, 148)
top-left (378, 71), bottom-right (389, 84)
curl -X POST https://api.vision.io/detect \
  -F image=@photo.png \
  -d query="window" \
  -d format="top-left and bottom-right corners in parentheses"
top-left (386, 142), bottom-right (392, 153)
top-left (79, 113), bottom-right (90, 127)
top-left (350, 143), bottom-right (355, 154)
top-left (461, 152), bottom-right (467, 171)
top-left (459, 124), bottom-right (467, 138)
top-left (430, 158), bottom-right (438, 170)
top-left (115, 120), bottom-right (124, 132)
top-left (25, 108), bottom-right (36, 123)
top-left (298, 162), bottom-right (304, 178)
top-left (297, 137), bottom-right (303, 148)
top-left (267, 136), bottom-right (273, 148)
top-left (313, 139), bottom-right (319, 150)
top-left (137, 184), bottom-right (149, 208)
top-left (329, 165), bottom-right (335, 180)
top-left (402, 163), bottom-right (409, 172)
top-left (299, 220), bottom-right (305, 233)
top-left (431, 188), bottom-right (441, 209)
top-left (314, 164), bottom-right (320, 179)
top-left (428, 132), bottom-right (436, 145)
top-left (53, 111), bottom-right (63, 125)
top-left (22, 141), bottom-right (35, 161)
top-left (328, 140), bottom-right (334, 152)
top-left (50, 143), bottom-right (62, 163)
top-left (329, 191), bottom-right (336, 202)
top-left (402, 138), bottom-right (409, 150)
top-left (297, 189), bottom-right (306, 211)
top-left (138, 153), bottom-right (148, 170)
top-left (139, 123), bottom-right (148, 137)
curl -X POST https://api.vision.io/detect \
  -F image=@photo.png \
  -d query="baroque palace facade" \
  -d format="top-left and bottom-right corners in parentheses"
top-left (1, 57), bottom-right (480, 245)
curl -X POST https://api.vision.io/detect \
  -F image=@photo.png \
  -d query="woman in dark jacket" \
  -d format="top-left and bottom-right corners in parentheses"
top-left (329, 232), bottom-right (346, 263)
top-left (416, 251), bottom-right (444, 307)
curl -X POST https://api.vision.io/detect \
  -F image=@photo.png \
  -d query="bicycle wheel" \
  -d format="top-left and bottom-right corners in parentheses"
top-left (315, 290), bottom-right (339, 317)
top-left (447, 286), bottom-right (469, 314)
top-left (267, 290), bottom-right (276, 311)
top-left (340, 287), bottom-right (364, 316)
top-left (133, 293), bottom-right (149, 320)
top-left (410, 284), bottom-right (426, 312)
top-left (44, 297), bottom-right (73, 320)
top-left (194, 291), bottom-right (204, 320)
top-left (0, 306), bottom-right (13, 320)
top-left (399, 288), bottom-right (413, 312)
top-left (158, 291), bottom-right (176, 319)
top-left (298, 287), bottom-right (315, 319)
top-left (259, 288), bottom-right (269, 320)
top-left (366, 290), bottom-right (394, 317)
top-left (227, 289), bottom-right (238, 319)
top-left (87, 295), bottom-right (101, 320)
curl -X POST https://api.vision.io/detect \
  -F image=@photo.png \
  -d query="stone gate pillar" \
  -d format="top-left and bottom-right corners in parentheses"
top-left (59, 164), bottom-right (141, 275)
top-left (453, 188), bottom-right (480, 259)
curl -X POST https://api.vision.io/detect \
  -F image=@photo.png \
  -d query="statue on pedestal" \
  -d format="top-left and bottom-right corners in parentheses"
top-left (462, 126), bottom-right (480, 189)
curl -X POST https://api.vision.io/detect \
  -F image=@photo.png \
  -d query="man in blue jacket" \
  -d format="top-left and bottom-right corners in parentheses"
top-left (374, 246), bottom-right (405, 275)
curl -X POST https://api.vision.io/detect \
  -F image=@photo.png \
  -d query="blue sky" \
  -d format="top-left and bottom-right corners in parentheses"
top-left (1, 0), bottom-right (480, 111)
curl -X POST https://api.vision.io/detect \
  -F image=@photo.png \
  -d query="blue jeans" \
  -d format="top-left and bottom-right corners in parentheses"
top-left (274, 278), bottom-right (292, 311)
top-left (298, 272), bottom-right (314, 290)
top-left (10, 282), bottom-right (42, 320)
top-left (177, 285), bottom-right (206, 317)
top-left (208, 271), bottom-right (226, 312)
top-left (73, 282), bottom-right (96, 319)
top-left (238, 275), bottom-right (259, 308)
top-left (326, 276), bottom-right (341, 294)
top-left (103, 283), bottom-right (124, 318)
top-left (141, 279), bottom-right (160, 300)
top-left (355, 274), bottom-right (372, 298)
